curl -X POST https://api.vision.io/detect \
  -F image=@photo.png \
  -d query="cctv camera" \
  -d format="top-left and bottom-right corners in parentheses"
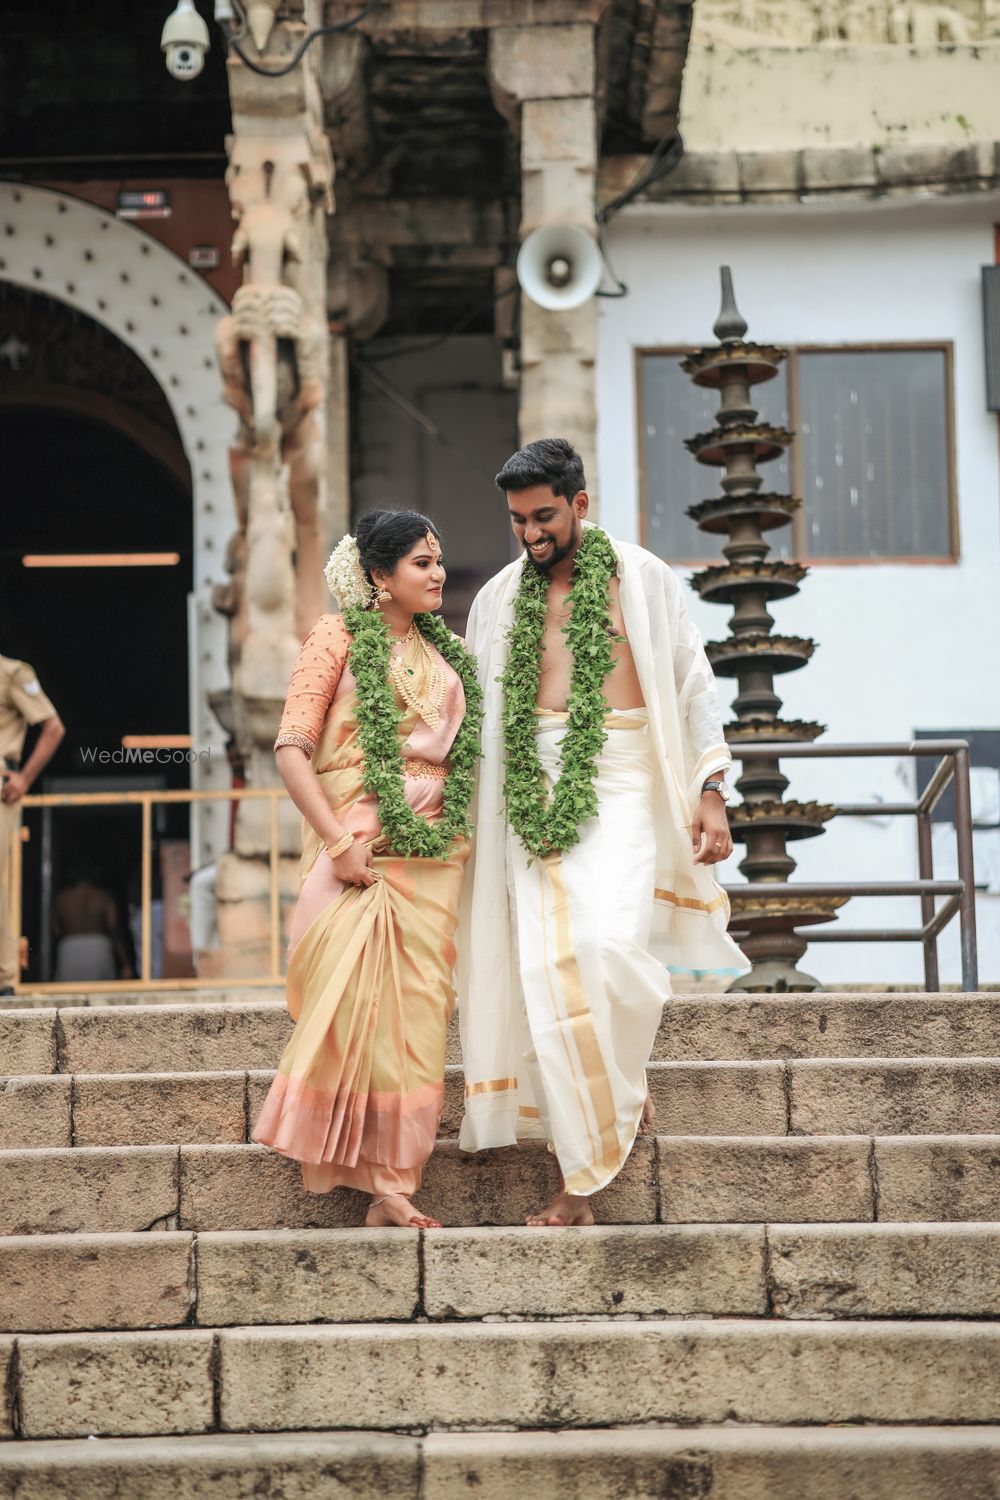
top-left (161, 0), bottom-right (210, 81)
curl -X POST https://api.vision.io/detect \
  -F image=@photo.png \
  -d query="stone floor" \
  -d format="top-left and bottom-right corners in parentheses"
top-left (2, 987), bottom-right (1000, 1497)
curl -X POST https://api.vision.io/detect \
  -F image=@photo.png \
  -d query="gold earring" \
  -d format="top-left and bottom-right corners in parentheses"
top-left (374, 584), bottom-right (392, 604)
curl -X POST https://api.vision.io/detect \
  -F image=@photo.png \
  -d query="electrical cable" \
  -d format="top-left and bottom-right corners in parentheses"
top-left (219, 0), bottom-right (378, 78)
top-left (357, 280), bottom-right (520, 364)
top-left (597, 131), bottom-right (686, 222)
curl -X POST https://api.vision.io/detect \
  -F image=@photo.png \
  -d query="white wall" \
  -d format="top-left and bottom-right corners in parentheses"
top-left (598, 196), bottom-right (1000, 984)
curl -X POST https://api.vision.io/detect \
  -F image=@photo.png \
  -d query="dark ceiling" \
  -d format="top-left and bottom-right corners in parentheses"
top-left (0, 0), bottom-right (232, 177)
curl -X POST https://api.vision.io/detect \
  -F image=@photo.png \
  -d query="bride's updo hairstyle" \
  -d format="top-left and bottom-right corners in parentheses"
top-left (355, 510), bottom-right (441, 587)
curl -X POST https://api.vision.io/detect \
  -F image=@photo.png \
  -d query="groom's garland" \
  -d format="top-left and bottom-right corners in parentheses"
top-left (343, 607), bottom-right (483, 859)
top-left (502, 526), bottom-right (619, 858)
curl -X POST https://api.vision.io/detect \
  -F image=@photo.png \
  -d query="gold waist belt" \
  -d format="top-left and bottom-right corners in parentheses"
top-left (404, 758), bottom-right (448, 780)
top-left (534, 709), bottom-right (648, 731)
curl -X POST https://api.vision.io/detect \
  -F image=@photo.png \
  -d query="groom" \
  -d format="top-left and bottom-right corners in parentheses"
top-left (457, 437), bottom-right (747, 1226)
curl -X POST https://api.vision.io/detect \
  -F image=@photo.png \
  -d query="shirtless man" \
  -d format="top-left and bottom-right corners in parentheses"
top-left (458, 438), bottom-right (746, 1225)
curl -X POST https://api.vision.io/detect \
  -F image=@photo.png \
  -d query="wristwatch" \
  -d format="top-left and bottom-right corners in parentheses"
top-left (702, 779), bottom-right (729, 803)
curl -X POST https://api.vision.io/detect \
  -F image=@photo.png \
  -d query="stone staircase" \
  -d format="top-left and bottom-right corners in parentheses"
top-left (2, 988), bottom-right (1000, 1497)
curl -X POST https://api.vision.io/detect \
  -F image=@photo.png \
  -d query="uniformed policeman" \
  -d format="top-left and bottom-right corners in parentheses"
top-left (0, 655), bottom-right (65, 994)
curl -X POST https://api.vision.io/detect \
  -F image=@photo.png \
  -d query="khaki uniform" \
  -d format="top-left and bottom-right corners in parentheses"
top-left (1, 657), bottom-right (57, 987)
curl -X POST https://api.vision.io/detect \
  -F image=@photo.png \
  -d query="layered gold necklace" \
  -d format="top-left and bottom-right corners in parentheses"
top-left (388, 622), bottom-right (446, 730)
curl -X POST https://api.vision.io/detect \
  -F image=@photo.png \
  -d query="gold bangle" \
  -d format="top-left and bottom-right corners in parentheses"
top-left (326, 832), bottom-right (354, 861)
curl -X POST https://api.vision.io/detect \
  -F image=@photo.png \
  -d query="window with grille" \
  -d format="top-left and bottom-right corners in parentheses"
top-left (638, 345), bottom-right (957, 563)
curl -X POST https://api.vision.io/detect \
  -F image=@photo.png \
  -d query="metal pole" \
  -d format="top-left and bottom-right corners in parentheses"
top-left (916, 802), bottom-right (939, 992)
top-left (140, 797), bottom-right (153, 985)
top-left (952, 746), bottom-right (979, 991)
top-left (10, 809), bottom-right (23, 990)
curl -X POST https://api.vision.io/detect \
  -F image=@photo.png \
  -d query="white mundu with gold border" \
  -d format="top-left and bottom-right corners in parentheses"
top-left (457, 529), bottom-right (750, 1195)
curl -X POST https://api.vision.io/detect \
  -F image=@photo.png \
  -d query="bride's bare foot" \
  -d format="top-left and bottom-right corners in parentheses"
top-left (365, 1194), bottom-right (441, 1229)
top-left (526, 1192), bottom-right (595, 1227)
top-left (638, 1088), bottom-right (657, 1136)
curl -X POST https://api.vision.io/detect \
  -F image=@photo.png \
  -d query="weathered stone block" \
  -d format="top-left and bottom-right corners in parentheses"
top-left (0, 1337), bottom-right (14, 1437)
top-left (423, 1224), bottom-right (766, 1318)
top-left (656, 993), bottom-right (1000, 1062)
top-left (17, 1330), bottom-right (215, 1438)
top-left (0, 1075), bottom-right (71, 1148)
top-left (738, 150), bottom-right (803, 195)
top-left (489, 25), bottom-right (594, 111)
top-left (73, 1072), bottom-right (247, 1147)
top-left (422, 1138), bottom-right (656, 1228)
top-left (0, 1432), bottom-right (420, 1499)
top-left (631, 150), bottom-right (740, 199)
top-left (522, 99), bottom-right (596, 169)
top-left (876, 141), bottom-right (995, 188)
top-left (0, 1008), bottom-right (56, 1074)
top-left (219, 1320), bottom-right (1000, 1431)
top-left (520, 303), bottom-right (597, 361)
top-left (876, 1135), bottom-right (1000, 1221)
top-left (802, 147), bottom-right (878, 191)
top-left (0, 1231), bottom-right (192, 1333)
top-left (60, 1001), bottom-right (291, 1075)
top-left (648, 1061), bottom-right (787, 1136)
top-left (195, 1228), bottom-right (418, 1325)
top-left (0, 1145), bottom-right (178, 1235)
top-left (179, 1144), bottom-right (364, 1231)
top-left (423, 1427), bottom-right (1000, 1500)
top-left (521, 161), bottom-right (597, 233)
top-left (768, 1223), bottom-right (1000, 1318)
top-left (791, 1060), bottom-right (1000, 1136)
top-left (659, 1136), bottom-right (873, 1223)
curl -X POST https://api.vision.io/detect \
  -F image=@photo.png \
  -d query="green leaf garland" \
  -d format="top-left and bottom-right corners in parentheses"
top-left (343, 607), bottom-right (483, 859)
top-left (502, 525), bottom-right (619, 858)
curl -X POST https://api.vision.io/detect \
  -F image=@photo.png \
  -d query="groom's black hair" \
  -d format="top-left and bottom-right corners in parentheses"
top-left (494, 437), bottom-right (585, 503)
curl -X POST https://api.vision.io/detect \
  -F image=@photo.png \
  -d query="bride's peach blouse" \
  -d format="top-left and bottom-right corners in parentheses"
top-left (274, 612), bottom-right (466, 766)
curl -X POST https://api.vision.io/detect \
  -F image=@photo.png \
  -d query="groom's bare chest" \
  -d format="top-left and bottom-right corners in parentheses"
top-left (534, 576), bottom-right (646, 712)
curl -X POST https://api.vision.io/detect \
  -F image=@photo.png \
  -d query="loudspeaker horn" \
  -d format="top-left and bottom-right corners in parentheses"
top-left (515, 225), bottom-right (604, 311)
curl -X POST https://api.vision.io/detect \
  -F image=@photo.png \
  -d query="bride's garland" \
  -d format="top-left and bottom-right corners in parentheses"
top-left (502, 525), bottom-right (619, 858)
top-left (343, 607), bottom-right (483, 859)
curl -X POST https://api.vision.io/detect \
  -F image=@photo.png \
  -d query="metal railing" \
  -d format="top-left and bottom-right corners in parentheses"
top-left (724, 740), bottom-right (978, 991)
top-left (8, 786), bottom-right (290, 994)
top-left (6, 742), bottom-right (980, 994)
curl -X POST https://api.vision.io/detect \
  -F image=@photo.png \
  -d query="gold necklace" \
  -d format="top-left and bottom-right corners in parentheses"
top-left (388, 623), bottom-right (446, 730)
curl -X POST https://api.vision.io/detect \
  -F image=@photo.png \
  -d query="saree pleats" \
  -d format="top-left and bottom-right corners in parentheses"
top-left (253, 842), bottom-right (468, 1194)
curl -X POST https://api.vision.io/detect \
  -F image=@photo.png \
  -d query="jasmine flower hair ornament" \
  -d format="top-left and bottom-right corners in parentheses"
top-left (324, 534), bottom-right (373, 610)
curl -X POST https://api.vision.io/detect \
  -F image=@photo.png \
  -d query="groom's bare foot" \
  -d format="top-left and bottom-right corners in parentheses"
top-left (526, 1192), bottom-right (595, 1227)
top-left (365, 1194), bottom-right (441, 1229)
top-left (638, 1089), bottom-right (657, 1136)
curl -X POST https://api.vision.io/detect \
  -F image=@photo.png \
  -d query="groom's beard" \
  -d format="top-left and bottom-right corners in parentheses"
top-left (523, 529), bottom-right (580, 573)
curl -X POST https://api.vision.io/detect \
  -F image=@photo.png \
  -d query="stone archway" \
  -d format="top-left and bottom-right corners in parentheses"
top-left (0, 181), bottom-right (234, 855)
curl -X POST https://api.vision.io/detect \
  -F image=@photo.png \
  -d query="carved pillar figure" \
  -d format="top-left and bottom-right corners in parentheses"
top-left (211, 0), bottom-right (335, 975)
top-left (489, 23), bottom-right (599, 501)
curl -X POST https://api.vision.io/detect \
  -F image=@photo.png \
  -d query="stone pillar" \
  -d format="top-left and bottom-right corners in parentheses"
top-left (489, 23), bottom-right (599, 501)
top-left (212, 0), bottom-right (335, 975)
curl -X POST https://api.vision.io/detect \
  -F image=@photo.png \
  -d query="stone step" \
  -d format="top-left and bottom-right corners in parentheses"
top-left (0, 1433), bottom-right (416, 1498)
top-left (3, 1133), bottom-right (1000, 1234)
top-left (5, 1222), bottom-right (1000, 1335)
top-left (5, 1319), bottom-right (1000, 1439)
top-left (6, 993), bottom-right (1000, 1076)
top-left (7, 1056), bottom-right (1000, 1151)
top-left (8, 1427), bottom-right (1000, 1500)
top-left (423, 1428), bottom-right (1000, 1500)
